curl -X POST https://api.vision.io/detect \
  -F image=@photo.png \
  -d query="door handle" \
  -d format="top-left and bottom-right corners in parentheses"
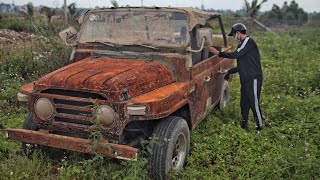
top-left (218, 69), bottom-right (228, 74)
top-left (204, 76), bottom-right (211, 82)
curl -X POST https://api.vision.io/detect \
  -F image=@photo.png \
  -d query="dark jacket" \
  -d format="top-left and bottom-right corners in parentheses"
top-left (219, 36), bottom-right (263, 84)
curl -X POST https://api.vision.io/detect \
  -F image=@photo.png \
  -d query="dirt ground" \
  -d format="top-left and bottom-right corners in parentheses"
top-left (0, 29), bottom-right (39, 44)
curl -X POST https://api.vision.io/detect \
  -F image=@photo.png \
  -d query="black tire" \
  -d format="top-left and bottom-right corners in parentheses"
top-left (219, 81), bottom-right (230, 109)
top-left (149, 116), bottom-right (190, 180)
top-left (21, 113), bottom-right (40, 158)
top-left (21, 114), bottom-right (62, 159)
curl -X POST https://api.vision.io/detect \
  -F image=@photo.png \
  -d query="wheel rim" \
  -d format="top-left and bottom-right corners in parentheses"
top-left (171, 133), bottom-right (187, 170)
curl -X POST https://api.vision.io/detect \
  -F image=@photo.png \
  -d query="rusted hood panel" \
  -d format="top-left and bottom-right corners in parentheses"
top-left (34, 57), bottom-right (175, 101)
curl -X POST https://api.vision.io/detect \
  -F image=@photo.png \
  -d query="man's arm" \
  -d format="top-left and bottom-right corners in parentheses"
top-left (224, 67), bottom-right (238, 81)
top-left (209, 37), bottom-right (251, 59)
top-left (228, 67), bottom-right (239, 74)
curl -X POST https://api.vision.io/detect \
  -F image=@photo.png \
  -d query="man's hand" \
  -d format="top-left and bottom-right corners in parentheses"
top-left (224, 71), bottom-right (231, 81)
top-left (208, 47), bottom-right (219, 56)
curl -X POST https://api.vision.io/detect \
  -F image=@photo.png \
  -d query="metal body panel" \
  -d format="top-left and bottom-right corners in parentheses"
top-left (34, 58), bottom-right (175, 101)
top-left (19, 82), bottom-right (34, 95)
top-left (6, 128), bottom-right (138, 160)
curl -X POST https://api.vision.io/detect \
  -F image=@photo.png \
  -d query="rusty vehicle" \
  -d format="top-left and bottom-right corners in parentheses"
top-left (6, 7), bottom-right (233, 179)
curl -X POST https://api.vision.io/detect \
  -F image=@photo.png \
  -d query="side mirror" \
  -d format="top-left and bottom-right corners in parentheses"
top-left (59, 26), bottom-right (78, 46)
top-left (196, 28), bottom-right (213, 47)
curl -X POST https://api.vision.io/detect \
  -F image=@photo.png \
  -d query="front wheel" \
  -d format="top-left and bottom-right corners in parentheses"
top-left (22, 114), bottom-right (61, 159)
top-left (21, 114), bottom-right (41, 158)
top-left (149, 116), bottom-right (190, 179)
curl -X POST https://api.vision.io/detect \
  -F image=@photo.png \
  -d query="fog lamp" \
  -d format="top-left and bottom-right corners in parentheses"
top-left (17, 92), bottom-right (29, 102)
top-left (34, 98), bottom-right (53, 120)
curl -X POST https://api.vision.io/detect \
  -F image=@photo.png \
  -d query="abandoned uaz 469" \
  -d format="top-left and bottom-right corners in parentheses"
top-left (7, 7), bottom-right (233, 178)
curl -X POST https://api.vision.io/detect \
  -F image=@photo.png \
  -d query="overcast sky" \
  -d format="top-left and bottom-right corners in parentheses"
top-left (2, 0), bottom-right (320, 12)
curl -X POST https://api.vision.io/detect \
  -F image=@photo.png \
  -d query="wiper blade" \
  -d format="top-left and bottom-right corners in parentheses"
top-left (88, 41), bottom-right (117, 48)
top-left (137, 44), bottom-right (158, 50)
top-left (124, 44), bottom-right (158, 51)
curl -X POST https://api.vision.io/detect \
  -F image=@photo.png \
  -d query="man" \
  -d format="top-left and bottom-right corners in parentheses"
top-left (209, 23), bottom-right (263, 131)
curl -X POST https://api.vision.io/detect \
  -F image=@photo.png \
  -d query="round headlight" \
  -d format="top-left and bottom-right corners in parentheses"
top-left (95, 105), bottom-right (115, 126)
top-left (35, 98), bottom-right (53, 120)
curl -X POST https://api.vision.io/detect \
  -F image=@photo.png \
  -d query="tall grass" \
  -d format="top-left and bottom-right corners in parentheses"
top-left (0, 20), bottom-right (71, 112)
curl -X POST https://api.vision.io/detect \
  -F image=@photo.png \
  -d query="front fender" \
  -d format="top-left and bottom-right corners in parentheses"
top-left (127, 82), bottom-right (190, 120)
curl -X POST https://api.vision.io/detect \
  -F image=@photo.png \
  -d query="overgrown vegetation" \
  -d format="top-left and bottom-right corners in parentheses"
top-left (0, 17), bottom-right (319, 179)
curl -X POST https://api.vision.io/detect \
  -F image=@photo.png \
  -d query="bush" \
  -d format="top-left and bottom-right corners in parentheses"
top-left (0, 19), bottom-right (33, 32)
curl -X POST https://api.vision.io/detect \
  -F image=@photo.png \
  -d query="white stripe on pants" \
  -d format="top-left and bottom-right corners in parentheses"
top-left (253, 79), bottom-right (262, 127)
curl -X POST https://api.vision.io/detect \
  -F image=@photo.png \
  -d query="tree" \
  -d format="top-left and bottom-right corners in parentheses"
top-left (110, 0), bottom-right (119, 8)
top-left (260, 0), bottom-right (308, 26)
top-left (40, 6), bottom-right (56, 24)
top-left (68, 2), bottom-right (77, 20)
top-left (244, 0), bottom-right (268, 33)
top-left (26, 2), bottom-right (33, 20)
top-left (271, 4), bottom-right (283, 21)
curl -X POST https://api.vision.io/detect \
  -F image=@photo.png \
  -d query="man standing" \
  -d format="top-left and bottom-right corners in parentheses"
top-left (209, 23), bottom-right (263, 131)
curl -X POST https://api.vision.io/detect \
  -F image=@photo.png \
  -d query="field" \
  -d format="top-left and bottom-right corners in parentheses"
top-left (0, 19), bottom-right (319, 179)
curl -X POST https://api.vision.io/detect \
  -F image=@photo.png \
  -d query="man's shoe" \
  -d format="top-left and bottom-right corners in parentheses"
top-left (241, 120), bottom-right (249, 131)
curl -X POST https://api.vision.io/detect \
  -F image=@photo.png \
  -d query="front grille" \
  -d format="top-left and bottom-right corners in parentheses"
top-left (56, 108), bottom-right (92, 117)
top-left (53, 99), bottom-right (94, 108)
top-left (40, 89), bottom-right (101, 127)
top-left (42, 89), bottom-right (106, 100)
top-left (54, 116), bottom-right (93, 126)
top-left (53, 97), bottom-right (95, 126)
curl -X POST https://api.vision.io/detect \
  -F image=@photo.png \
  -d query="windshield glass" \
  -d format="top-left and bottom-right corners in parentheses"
top-left (79, 11), bottom-right (188, 46)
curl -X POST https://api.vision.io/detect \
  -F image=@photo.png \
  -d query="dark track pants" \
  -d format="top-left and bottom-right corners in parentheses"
top-left (240, 79), bottom-right (263, 128)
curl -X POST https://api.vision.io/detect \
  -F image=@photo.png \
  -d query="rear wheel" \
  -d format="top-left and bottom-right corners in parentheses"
top-left (149, 116), bottom-right (190, 179)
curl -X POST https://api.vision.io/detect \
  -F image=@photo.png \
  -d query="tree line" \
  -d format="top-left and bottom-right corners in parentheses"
top-left (23, 2), bottom-right (78, 24)
top-left (260, 0), bottom-right (308, 26)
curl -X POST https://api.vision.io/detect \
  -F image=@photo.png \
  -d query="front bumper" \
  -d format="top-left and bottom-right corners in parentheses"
top-left (6, 128), bottom-right (138, 161)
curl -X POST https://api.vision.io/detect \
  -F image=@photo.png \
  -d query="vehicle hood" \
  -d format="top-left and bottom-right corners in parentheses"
top-left (34, 57), bottom-right (175, 101)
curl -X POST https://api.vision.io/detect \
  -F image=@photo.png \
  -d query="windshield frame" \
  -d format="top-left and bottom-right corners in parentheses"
top-left (78, 8), bottom-right (190, 48)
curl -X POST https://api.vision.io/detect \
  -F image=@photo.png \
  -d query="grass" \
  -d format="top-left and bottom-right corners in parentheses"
top-left (0, 21), bottom-right (319, 179)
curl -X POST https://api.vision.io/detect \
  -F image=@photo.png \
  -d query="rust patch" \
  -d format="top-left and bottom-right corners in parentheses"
top-left (34, 58), bottom-right (175, 101)
top-left (6, 128), bottom-right (138, 160)
top-left (130, 82), bottom-right (189, 119)
top-left (19, 82), bottom-right (34, 95)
